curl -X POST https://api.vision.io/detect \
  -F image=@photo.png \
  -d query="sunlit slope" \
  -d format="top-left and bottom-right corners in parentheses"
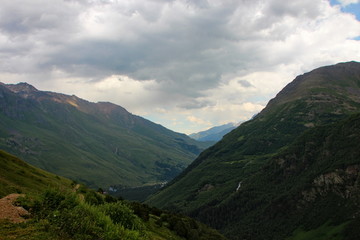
top-left (0, 150), bottom-right (72, 198)
top-left (0, 83), bottom-right (210, 189)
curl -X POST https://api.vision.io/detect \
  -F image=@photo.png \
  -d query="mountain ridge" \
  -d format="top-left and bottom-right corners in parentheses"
top-left (0, 82), bottom-right (210, 190)
top-left (189, 123), bottom-right (238, 142)
top-left (146, 61), bottom-right (360, 239)
top-left (262, 61), bottom-right (360, 115)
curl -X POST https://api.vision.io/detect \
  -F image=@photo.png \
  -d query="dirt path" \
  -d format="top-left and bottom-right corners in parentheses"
top-left (0, 194), bottom-right (29, 223)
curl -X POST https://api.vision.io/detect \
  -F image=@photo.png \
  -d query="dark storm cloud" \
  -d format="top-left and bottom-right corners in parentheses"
top-left (34, 0), bottom-right (242, 95)
top-left (0, 0), bottom-right (359, 111)
top-left (0, 0), bottom-right (306, 85)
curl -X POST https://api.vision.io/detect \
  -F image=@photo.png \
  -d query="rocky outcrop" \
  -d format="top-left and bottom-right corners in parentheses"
top-left (198, 184), bottom-right (214, 193)
top-left (302, 165), bottom-right (360, 202)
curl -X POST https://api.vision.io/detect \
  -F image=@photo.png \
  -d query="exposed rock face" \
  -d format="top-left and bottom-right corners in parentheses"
top-left (198, 184), bottom-right (214, 193)
top-left (302, 165), bottom-right (360, 202)
top-left (313, 172), bottom-right (344, 187)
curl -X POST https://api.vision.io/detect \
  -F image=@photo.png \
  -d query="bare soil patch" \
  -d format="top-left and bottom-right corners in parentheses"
top-left (0, 194), bottom-right (29, 223)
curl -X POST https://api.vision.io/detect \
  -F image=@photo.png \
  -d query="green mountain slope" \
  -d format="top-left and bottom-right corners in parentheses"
top-left (146, 61), bottom-right (360, 239)
top-left (195, 113), bottom-right (360, 240)
top-left (0, 150), bottom-right (226, 240)
top-left (0, 82), bottom-right (210, 189)
top-left (0, 150), bottom-right (72, 198)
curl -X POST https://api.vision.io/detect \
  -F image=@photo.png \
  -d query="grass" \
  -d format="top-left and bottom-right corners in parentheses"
top-left (0, 188), bottom-right (224, 240)
top-left (286, 222), bottom-right (349, 240)
top-left (0, 150), bottom-right (226, 240)
top-left (0, 220), bottom-right (64, 240)
top-left (145, 215), bottom-right (184, 240)
top-left (0, 150), bottom-right (72, 198)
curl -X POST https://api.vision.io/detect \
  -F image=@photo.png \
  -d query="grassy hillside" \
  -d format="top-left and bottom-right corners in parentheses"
top-left (0, 150), bottom-right (72, 198)
top-left (146, 61), bottom-right (360, 239)
top-left (0, 82), bottom-right (210, 190)
top-left (0, 150), bottom-right (226, 240)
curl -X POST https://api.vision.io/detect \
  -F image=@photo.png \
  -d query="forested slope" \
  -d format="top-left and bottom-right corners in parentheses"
top-left (147, 61), bottom-right (360, 239)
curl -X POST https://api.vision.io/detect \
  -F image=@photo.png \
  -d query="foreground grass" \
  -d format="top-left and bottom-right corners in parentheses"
top-left (0, 150), bottom-right (226, 240)
top-left (0, 220), bottom-right (63, 240)
top-left (0, 187), bottom-right (226, 240)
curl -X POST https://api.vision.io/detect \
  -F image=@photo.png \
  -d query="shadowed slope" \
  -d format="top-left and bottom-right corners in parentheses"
top-left (146, 61), bottom-right (360, 239)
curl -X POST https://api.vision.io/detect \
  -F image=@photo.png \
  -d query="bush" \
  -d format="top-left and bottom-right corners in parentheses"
top-left (29, 189), bottom-right (143, 240)
top-left (15, 194), bottom-right (34, 211)
top-left (32, 189), bottom-right (78, 219)
top-left (104, 194), bottom-right (119, 203)
top-left (98, 202), bottom-right (144, 231)
top-left (84, 191), bottom-right (104, 205)
top-left (128, 202), bottom-right (150, 221)
top-left (54, 203), bottom-right (121, 240)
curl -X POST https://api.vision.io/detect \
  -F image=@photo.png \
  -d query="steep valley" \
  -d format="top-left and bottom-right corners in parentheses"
top-left (1, 61), bottom-right (360, 239)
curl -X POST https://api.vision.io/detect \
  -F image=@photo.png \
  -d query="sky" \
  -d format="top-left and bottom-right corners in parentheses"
top-left (0, 0), bottom-right (359, 134)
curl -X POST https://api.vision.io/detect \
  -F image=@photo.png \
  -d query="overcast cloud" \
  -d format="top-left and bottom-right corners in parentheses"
top-left (1, 0), bottom-right (359, 133)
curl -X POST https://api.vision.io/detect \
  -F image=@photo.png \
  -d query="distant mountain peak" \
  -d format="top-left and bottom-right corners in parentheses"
top-left (261, 61), bottom-right (360, 116)
top-left (5, 82), bottom-right (38, 94)
top-left (189, 122), bottom-right (239, 142)
top-left (96, 101), bottom-right (128, 114)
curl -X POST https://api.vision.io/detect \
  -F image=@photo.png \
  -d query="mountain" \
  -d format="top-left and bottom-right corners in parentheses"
top-left (189, 123), bottom-right (238, 142)
top-left (0, 150), bottom-right (72, 198)
top-left (0, 82), bottom-right (210, 189)
top-left (146, 61), bottom-right (360, 239)
top-left (0, 150), bottom-right (226, 240)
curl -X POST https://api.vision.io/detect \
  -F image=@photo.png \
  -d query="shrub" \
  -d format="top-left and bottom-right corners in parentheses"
top-left (33, 190), bottom-right (143, 240)
top-left (54, 203), bottom-right (120, 240)
top-left (98, 202), bottom-right (144, 231)
top-left (84, 191), bottom-right (104, 205)
top-left (128, 202), bottom-right (150, 221)
top-left (32, 188), bottom-right (78, 219)
top-left (104, 194), bottom-right (118, 203)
